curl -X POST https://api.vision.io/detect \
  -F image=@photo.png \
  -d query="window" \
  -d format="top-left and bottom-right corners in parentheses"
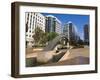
top-left (29, 35), bottom-right (31, 37)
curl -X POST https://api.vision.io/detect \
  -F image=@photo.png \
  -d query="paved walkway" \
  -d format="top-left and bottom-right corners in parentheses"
top-left (26, 47), bottom-right (89, 67)
top-left (68, 47), bottom-right (89, 60)
top-left (41, 47), bottom-right (89, 66)
top-left (59, 47), bottom-right (89, 62)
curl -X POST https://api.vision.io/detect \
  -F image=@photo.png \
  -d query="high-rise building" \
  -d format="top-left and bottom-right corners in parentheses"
top-left (84, 24), bottom-right (89, 43)
top-left (45, 15), bottom-right (62, 34)
top-left (63, 21), bottom-right (79, 42)
top-left (25, 12), bottom-right (45, 47)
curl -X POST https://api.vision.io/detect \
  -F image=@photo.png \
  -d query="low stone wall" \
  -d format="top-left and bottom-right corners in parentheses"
top-left (26, 57), bottom-right (37, 67)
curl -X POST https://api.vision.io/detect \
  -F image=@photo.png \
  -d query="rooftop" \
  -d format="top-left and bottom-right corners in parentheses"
top-left (46, 15), bottom-right (61, 24)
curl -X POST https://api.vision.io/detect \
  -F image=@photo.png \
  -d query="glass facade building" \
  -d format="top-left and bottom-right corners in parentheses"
top-left (45, 15), bottom-right (62, 34)
top-left (63, 21), bottom-right (80, 43)
top-left (84, 24), bottom-right (89, 43)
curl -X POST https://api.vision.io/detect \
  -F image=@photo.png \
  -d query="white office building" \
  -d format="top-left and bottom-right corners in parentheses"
top-left (25, 12), bottom-right (45, 48)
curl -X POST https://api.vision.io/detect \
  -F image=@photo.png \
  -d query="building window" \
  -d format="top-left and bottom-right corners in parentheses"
top-left (26, 23), bottom-right (28, 32)
top-left (29, 35), bottom-right (31, 37)
top-left (26, 35), bottom-right (28, 37)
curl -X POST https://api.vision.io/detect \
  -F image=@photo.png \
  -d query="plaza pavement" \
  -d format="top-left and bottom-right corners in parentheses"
top-left (41, 47), bottom-right (89, 66)
top-left (26, 46), bottom-right (89, 66)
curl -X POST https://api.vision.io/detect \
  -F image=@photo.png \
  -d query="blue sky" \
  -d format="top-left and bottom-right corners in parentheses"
top-left (42, 13), bottom-right (89, 40)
